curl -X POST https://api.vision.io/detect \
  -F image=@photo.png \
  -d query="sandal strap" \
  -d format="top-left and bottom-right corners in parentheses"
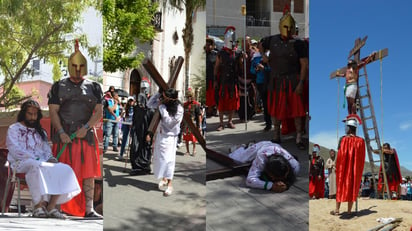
top-left (48, 209), bottom-right (67, 219)
top-left (33, 206), bottom-right (47, 218)
top-left (164, 186), bottom-right (173, 196)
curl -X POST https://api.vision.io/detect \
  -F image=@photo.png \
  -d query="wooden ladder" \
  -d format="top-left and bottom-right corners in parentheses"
top-left (357, 65), bottom-right (391, 199)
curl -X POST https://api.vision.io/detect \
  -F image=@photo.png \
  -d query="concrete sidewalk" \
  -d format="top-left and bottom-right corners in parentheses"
top-left (205, 114), bottom-right (309, 231)
top-left (0, 213), bottom-right (103, 231)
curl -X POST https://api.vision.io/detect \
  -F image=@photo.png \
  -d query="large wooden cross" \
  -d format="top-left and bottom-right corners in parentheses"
top-left (142, 57), bottom-right (206, 148)
top-left (142, 58), bottom-right (248, 177)
top-left (329, 36), bottom-right (388, 79)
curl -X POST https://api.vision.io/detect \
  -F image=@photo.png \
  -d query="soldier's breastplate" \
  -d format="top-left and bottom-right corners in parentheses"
top-left (206, 52), bottom-right (216, 80)
top-left (219, 51), bottom-right (236, 85)
top-left (269, 38), bottom-right (299, 75)
top-left (58, 80), bottom-right (97, 126)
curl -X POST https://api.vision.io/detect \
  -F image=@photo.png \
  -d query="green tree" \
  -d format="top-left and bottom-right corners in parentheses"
top-left (0, 0), bottom-right (99, 105)
top-left (1, 83), bottom-right (28, 110)
top-left (103, 0), bottom-right (158, 72)
top-left (50, 57), bottom-right (63, 83)
top-left (169, 0), bottom-right (206, 91)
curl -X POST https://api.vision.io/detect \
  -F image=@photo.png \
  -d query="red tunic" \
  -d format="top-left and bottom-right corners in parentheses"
top-left (205, 80), bottom-right (216, 107)
top-left (183, 100), bottom-right (200, 142)
top-left (52, 137), bottom-right (101, 216)
top-left (309, 156), bottom-right (325, 199)
top-left (217, 85), bottom-right (239, 111)
top-left (336, 135), bottom-right (365, 202)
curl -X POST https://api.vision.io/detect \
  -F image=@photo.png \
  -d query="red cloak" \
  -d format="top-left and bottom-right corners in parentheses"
top-left (336, 135), bottom-right (365, 202)
top-left (377, 149), bottom-right (402, 194)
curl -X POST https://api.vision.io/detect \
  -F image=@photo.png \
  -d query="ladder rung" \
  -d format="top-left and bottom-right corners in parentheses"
top-left (367, 127), bottom-right (375, 131)
top-left (373, 160), bottom-right (381, 163)
top-left (362, 105), bottom-right (371, 110)
top-left (372, 149), bottom-right (380, 154)
top-left (363, 116), bottom-right (373, 121)
top-left (359, 85), bottom-right (366, 89)
top-left (360, 95), bottom-right (369, 99)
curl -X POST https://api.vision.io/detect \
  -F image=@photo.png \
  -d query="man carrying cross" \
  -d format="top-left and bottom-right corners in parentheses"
top-left (147, 89), bottom-right (184, 197)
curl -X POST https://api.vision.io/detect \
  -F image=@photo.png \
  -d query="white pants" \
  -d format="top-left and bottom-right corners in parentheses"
top-left (17, 160), bottom-right (81, 205)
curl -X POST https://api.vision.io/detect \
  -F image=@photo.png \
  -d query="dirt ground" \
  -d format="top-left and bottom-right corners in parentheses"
top-left (309, 198), bottom-right (412, 231)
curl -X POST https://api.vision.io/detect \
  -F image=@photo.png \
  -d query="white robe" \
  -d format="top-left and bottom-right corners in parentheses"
top-left (229, 141), bottom-right (300, 190)
top-left (148, 93), bottom-right (184, 180)
top-left (6, 122), bottom-right (81, 205)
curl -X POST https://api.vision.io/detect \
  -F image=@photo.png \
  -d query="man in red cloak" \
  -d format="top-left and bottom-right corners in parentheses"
top-left (376, 143), bottom-right (402, 199)
top-left (331, 114), bottom-right (365, 218)
top-left (309, 144), bottom-right (325, 199)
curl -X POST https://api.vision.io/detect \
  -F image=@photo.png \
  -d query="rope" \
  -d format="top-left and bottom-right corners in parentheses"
top-left (56, 133), bottom-right (77, 160)
top-left (337, 77), bottom-right (340, 144)
top-left (379, 50), bottom-right (384, 145)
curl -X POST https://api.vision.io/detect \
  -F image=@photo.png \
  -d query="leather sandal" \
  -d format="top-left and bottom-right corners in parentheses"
top-left (32, 206), bottom-right (48, 218)
top-left (227, 122), bottom-right (236, 129)
top-left (216, 124), bottom-right (224, 131)
top-left (158, 179), bottom-right (168, 191)
top-left (163, 186), bottom-right (173, 196)
top-left (330, 210), bottom-right (339, 216)
top-left (84, 210), bottom-right (103, 219)
top-left (48, 208), bottom-right (67, 219)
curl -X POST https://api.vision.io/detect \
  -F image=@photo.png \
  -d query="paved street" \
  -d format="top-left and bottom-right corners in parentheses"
top-left (103, 130), bottom-right (206, 231)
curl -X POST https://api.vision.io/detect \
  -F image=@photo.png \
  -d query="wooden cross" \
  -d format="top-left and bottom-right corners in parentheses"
top-left (142, 57), bottom-right (206, 149)
top-left (142, 58), bottom-right (247, 172)
top-left (330, 36), bottom-right (388, 79)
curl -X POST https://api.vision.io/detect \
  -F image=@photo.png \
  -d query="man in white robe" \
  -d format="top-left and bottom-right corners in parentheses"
top-left (147, 89), bottom-right (184, 196)
top-left (6, 100), bottom-right (80, 218)
top-left (229, 141), bottom-right (300, 192)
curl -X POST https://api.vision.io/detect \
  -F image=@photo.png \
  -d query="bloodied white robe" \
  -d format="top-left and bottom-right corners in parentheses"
top-left (6, 122), bottom-right (81, 205)
top-left (147, 93), bottom-right (184, 179)
top-left (229, 141), bottom-right (300, 190)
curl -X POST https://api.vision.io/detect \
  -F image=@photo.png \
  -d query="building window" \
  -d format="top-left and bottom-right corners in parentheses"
top-left (273, 0), bottom-right (304, 13)
top-left (152, 12), bottom-right (162, 31)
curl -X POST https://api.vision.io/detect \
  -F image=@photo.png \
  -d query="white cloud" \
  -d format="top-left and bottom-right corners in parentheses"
top-left (399, 121), bottom-right (412, 131)
top-left (310, 130), bottom-right (341, 150)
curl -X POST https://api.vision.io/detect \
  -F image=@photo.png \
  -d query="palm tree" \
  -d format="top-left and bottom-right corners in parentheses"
top-left (169, 0), bottom-right (206, 91)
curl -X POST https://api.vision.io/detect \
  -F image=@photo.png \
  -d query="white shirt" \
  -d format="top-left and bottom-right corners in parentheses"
top-left (6, 122), bottom-right (54, 170)
top-left (229, 141), bottom-right (300, 190)
top-left (147, 93), bottom-right (183, 136)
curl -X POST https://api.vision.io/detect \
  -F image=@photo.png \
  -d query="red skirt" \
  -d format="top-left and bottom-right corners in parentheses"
top-left (309, 177), bottom-right (325, 199)
top-left (267, 77), bottom-right (306, 120)
top-left (335, 136), bottom-right (365, 202)
top-left (217, 85), bottom-right (239, 112)
top-left (206, 80), bottom-right (216, 107)
top-left (183, 127), bottom-right (197, 142)
top-left (52, 138), bottom-right (101, 217)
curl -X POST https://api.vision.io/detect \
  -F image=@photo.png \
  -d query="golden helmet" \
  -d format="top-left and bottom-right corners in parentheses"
top-left (278, 5), bottom-right (296, 38)
top-left (68, 40), bottom-right (87, 78)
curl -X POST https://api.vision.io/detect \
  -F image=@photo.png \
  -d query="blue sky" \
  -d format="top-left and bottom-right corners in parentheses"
top-left (309, 0), bottom-right (412, 171)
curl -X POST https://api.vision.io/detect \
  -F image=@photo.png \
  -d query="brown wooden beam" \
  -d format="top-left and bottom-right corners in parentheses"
top-left (348, 36), bottom-right (367, 59)
top-left (330, 48), bottom-right (388, 79)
